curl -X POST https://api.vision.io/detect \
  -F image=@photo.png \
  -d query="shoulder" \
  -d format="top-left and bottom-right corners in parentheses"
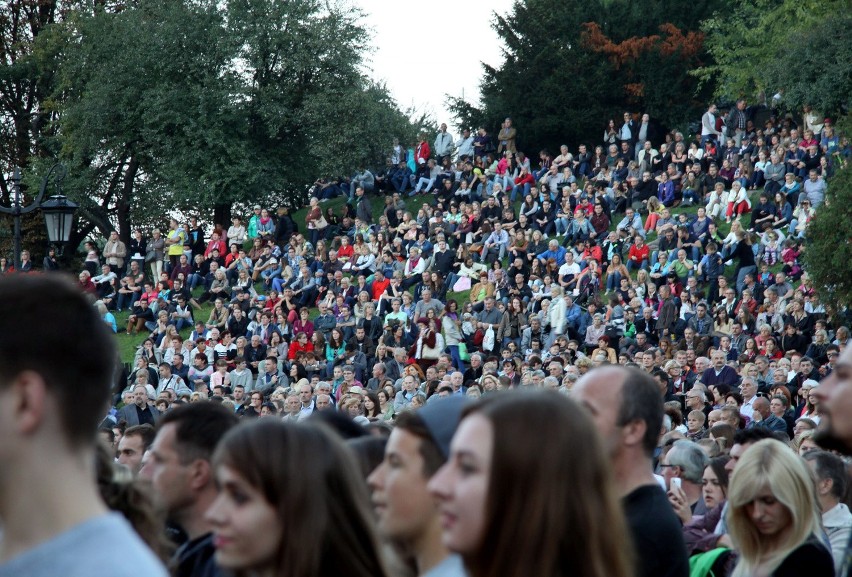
top-left (0, 514), bottom-right (168, 577)
top-left (623, 485), bottom-right (689, 575)
top-left (774, 539), bottom-right (833, 577)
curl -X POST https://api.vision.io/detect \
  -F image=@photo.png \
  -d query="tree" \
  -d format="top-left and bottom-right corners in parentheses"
top-left (581, 22), bottom-right (707, 130)
top-left (28, 0), bottom-right (415, 250)
top-left (803, 147), bottom-right (852, 319)
top-left (0, 0), bottom-right (59, 174)
top-left (447, 0), bottom-right (728, 154)
top-left (696, 0), bottom-right (843, 102)
top-left (762, 13), bottom-right (852, 118)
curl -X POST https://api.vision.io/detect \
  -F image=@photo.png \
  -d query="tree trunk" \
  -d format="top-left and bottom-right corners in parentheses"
top-left (117, 155), bottom-right (140, 245)
top-left (213, 202), bottom-right (231, 229)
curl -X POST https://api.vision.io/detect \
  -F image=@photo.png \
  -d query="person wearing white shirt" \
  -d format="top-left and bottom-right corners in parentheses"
top-left (700, 103), bottom-right (722, 147)
top-left (739, 378), bottom-right (759, 420)
top-left (455, 128), bottom-right (475, 159)
top-left (433, 123), bottom-right (454, 160)
top-left (483, 223), bottom-right (510, 262)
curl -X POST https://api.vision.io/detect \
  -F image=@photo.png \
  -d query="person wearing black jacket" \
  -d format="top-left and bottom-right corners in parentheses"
top-left (533, 199), bottom-right (556, 236)
top-left (633, 307), bottom-right (660, 345)
top-left (347, 325), bottom-right (376, 360)
top-left (480, 196), bottom-right (502, 224)
top-left (142, 402), bottom-right (238, 577)
top-left (431, 240), bottom-right (455, 276)
top-left (507, 273), bottom-right (533, 303)
top-left (630, 171), bottom-right (657, 211)
top-left (187, 217), bottom-right (205, 259)
top-left (780, 323), bottom-right (810, 355)
top-left (274, 207), bottom-right (296, 247)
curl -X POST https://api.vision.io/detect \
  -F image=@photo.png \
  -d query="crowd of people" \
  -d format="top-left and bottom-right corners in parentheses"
top-left (1, 102), bottom-right (851, 577)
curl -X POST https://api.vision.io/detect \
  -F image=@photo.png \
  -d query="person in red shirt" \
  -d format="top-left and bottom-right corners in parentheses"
top-left (628, 234), bottom-right (650, 271)
top-left (337, 236), bottom-right (355, 265)
top-left (203, 231), bottom-right (226, 258)
top-left (370, 269), bottom-right (390, 302)
top-left (415, 134), bottom-right (431, 164)
top-left (287, 331), bottom-right (314, 360)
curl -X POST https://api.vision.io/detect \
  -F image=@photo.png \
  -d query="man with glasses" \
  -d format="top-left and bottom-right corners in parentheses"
top-left (662, 439), bottom-right (709, 516)
top-left (715, 288), bottom-right (738, 318)
top-left (738, 378), bottom-right (760, 420)
top-left (685, 386), bottom-right (712, 420)
top-left (821, 347), bottom-right (841, 378)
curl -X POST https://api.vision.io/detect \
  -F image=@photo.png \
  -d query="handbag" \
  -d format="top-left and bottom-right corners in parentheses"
top-left (473, 329), bottom-right (484, 346)
top-left (453, 276), bottom-right (471, 292)
top-left (457, 342), bottom-right (470, 361)
top-left (316, 215), bottom-right (328, 229)
top-left (144, 250), bottom-right (156, 263)
top-left (482, 326), bottom-right (495, 352)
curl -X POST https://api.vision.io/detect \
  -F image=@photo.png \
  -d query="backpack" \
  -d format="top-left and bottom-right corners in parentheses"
top-left (689, 547), bottom-right (733, 577)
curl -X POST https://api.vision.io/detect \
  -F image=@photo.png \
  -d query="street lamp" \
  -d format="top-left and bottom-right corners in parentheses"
top-left (41, 194), bottom-right (79, 250)
top-left (2, 164), bottom-right (77, 269)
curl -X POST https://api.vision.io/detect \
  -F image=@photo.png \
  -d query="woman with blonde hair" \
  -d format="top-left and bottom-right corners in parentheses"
top-left (727, 439), bottom-right (833, 577)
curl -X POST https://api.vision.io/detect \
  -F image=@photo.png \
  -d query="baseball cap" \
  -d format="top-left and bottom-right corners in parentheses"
top-left (417, 396), bottom-right (469, 459)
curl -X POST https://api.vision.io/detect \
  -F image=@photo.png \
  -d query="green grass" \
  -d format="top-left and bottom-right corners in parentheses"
top-left (114, 185), bottom-right (768, 363)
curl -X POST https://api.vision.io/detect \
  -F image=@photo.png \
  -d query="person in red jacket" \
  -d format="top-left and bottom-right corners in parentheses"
top-left (511, 166), bottom-right (535, 202)
top-left (628, 234), bottom-right (650, 271)
top-left (203, 231), bottom-right (227, 258)
top-left (287, 331), bottom-right (314, 360)
top-left (415, 134), bottom-right (431, 165)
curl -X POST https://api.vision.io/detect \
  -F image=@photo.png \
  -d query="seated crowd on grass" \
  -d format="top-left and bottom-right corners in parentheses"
top-left (70, 105), bottom-right (849, 431)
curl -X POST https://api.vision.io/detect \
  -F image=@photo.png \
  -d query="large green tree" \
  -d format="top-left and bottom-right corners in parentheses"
top-left (803, 155), bottom-right (852, 318)
top-left (696, 0), bottom-right (844, 104)
top-left (24, 0), bottom-right (415, 250)
top-left (0, 1), bottom-right (70, 261)
top-left (762, 13), bottom-right (852, 117)
top-left (448, 0), bottom-right (727, 152)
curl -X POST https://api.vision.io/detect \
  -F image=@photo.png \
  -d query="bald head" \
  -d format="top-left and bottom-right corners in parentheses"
top-left (753, 397), bottom-right (770, 418)
top-left (573, 365), bottom-right (662, 458)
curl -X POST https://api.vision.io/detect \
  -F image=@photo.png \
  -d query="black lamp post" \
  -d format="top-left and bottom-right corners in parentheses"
top-left (2, 164), bottom-right (77, 269)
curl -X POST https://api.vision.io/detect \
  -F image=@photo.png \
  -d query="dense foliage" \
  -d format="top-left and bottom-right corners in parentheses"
top-left (1, 0), bottom-right (418, 254)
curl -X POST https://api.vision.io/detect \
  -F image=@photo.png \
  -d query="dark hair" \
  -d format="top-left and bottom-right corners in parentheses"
top-left (732, 427), bottom-right (778, 447)
top-left (346, 436), bottom-right (387, 479)
top-left (157, 402), bottom-right (239, 464)
top-left (709, 423), bottom-right (736, 451)
top-left (95, 442), bottom-right (173, 563)
top-left (214, 420), bottom-right (388, 577)
top-left (363, 391), bottom-right (381, 419)
top-left (461, 391), bottom-right (633, 577)
top-left (802, 450), bottom-right (847, 500)
top-left (123, 424), bottom-right (156, 451)
top-left (615, 367), bottom-right (665, 457)
top-left (0, 275), bottom-right (116, 448)
top-left (393, 410), bottom-right (446, 477)
top-left (708, 455), bottom-right (731, 497)
top-left (771, 394), bottom-right (789, 409)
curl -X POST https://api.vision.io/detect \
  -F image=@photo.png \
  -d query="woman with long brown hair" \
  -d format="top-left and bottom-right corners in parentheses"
top-left (206, 420), bottom-right (388, 577)
top-left (428, 391), bottom-right (633, 577)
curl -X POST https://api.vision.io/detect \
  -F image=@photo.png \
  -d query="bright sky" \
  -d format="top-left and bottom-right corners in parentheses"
top-left (357, 0), bottom-right (516, 129)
